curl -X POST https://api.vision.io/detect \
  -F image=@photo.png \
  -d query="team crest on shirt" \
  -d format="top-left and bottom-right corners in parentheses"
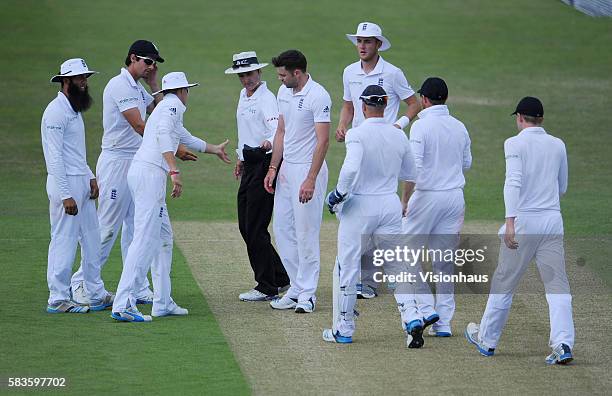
top-left (141, 91), bottom-right (146, 102)
top-left (378, 78), bottom-right (384, 86)
top-left (110, 189), bottom-right (117, 200)
top-left (159, 207), bottom-right (164, 218)
top-left (298, 98), bottom-right (304, 110)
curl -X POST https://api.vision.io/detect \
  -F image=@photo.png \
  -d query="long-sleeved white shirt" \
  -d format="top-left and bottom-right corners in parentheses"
top-left (133, 94), bottom-right (206, 172)
top-left (503, 126), bottom-right (568, 217)
top-left (337, 117), bottom-right (416, 196)
top-left (41, 92), bottom-right (94, 199)
top-left (235, 81), bottom-right (278, 160)
top-left (408, 105), bottom-right (472, 191)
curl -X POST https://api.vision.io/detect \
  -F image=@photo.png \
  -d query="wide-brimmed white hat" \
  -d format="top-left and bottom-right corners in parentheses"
top-left (50, 58), bottom-right (98, 83)
top-left (224, 51), bottom-right (268, 74)
top-left (346, 22), bottom-right (391, 51)
top-left (153, 72), bottom-right (199, 95)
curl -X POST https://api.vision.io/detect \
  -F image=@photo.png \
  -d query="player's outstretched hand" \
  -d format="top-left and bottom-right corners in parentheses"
top-left (212, 139), bottom-right (231, 164)
top-left (177, 144), bottom-right (198, 161)
top-left (326, 188), bottom-right (346, 214)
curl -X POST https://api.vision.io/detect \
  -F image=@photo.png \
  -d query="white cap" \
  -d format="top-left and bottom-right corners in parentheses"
top-left (346, 22), bottom-right (391, 51)
top-left (50, 58), bottom-right (98, 83)
top-left (153, 72), bottom-right (199, 95)
top-left (224, 51), bottom-right (268, 74)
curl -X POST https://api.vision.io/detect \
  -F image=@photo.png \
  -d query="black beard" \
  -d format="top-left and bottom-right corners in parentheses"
top-left (67, 81), bottom-right (93, 112)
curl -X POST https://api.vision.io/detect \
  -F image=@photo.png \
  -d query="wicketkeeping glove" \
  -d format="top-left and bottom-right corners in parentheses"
top-left (326, 188), bottom-right (346, 214)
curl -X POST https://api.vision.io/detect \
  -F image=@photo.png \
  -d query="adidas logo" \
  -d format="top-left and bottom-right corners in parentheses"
top-left (323, 105), bottom-right (330, 113)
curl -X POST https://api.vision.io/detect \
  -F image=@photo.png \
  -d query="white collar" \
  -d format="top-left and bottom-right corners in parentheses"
top-left (357, 56), bottom-right (385, 76)
top-left (121, 67), bottom-right (138, 88)
top-left (417, 104), bottom-right (449, 119)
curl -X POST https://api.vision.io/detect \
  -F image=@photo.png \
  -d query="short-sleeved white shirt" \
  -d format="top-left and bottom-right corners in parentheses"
top-left (277, 75), bottom-right (331, 164)
top-left (101, 68), bottom-right (153, 158)
top-left (235, 81), bottom-right (278, 161)
top-left (342, 56), bottom-right (414, 127)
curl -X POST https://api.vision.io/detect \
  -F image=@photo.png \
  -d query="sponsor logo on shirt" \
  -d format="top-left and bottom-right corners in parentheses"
top-left (46, 125), bottom-right (62, 131)
top-left (278, 98), bottom-right (290, 104)
top-left (349, 80), bottom-right (361, 85)
top-left (266, 116), bottom-right (278, 122)
top-left (119, 97), bottom-right (139, 104)
top-left (505, 154), bottom-right (520, 159)
top-left (110, 189), bottom-right (117, 200)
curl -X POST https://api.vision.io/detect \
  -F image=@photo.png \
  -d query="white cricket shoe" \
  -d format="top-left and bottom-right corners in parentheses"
top-left (465, 322), bottom-right (495, 356)
top-left (111, 307), bottom-right (152, 322)
top-left (136, 289), bottom-right (154, 305)
top-left (322, 328), bottom-right (353, 343)
top-left (152, 305), bottom-right (189, 317)
top-left (239, 289), bottom-right (277, 302)
top-left (270, 295), bottom-right (297, 310)
top-left (71, 281), bottom-right (90, 305)
top-left (545, 343), bottom-right (573, 365)
top-left (295, 298), bottom-right (315, 314)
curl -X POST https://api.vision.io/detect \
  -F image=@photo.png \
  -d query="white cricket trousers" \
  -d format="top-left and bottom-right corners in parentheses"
top-left (335, 194), bottom-right (422, 337)
top-left (111, 161), bottom-right (178, 315)
top-left (479, 211), bottom-right (574, 350)
top-left (46, 174), bottom-right (106, 304)
top-left (402, 189), bottom-right (465, 332)
top-left (71, 151), bottom-right (151, 296)
top-left (273, 161), bottom-right (328, 303)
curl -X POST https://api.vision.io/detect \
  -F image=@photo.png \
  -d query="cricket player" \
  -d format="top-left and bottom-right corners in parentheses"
top-left (111, 72), bottom-right (231, 322)
top-left (337, 22), bottom-right (421, 299)
top-left (42, 58), bottom-right (113, 313)
top-left (322, 85), bottom-right (427, 347)
top-left (224, 51), bottom-right (289, 301)
top-left (70, 40), bottom-right (196, 304)
top-left (402, 77), bottom-right (472, 337)
top-left (466, 97), bottom-right (575, 365)
top-left (263, 50), bottom-right (331, 313)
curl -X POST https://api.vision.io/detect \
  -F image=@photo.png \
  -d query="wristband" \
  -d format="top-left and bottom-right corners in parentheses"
top-left (169, 170), bottom-right (180, 176)
top-left (395, 116), bottom-right (410, 129)
top-left (269, 165), bottom-right (278, 171)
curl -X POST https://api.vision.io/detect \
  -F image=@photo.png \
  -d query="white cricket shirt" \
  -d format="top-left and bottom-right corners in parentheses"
top-left (101, 68), bottom-right (153, 157)
top-left (503, 127), bottom-right (568, 217)
top-left (235, 81), bottom-right (278, 160)
top-left (277, 75), bottom-right (332, 164)
top-left (342, 56), bottom-right (415, 127)
top-left (337, 117), bottom-right (416, 196)
top-left (133, 94), bottom-right (206, 172)
top-left (41, 92), bottom-right (95, 199)
top-left (409, 105), bottom-right (472, 191)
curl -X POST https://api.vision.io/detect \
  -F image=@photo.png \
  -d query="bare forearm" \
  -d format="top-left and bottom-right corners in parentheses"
top-left (162, 151), bottom-right (178, 171)
top-left (307, 140), bottom-right (329, 180)
top-left (338, 103), bottom-right (353, 130)
top-left (270, 130), bottom-right (284, 168)
top-left (402, 181), bottom-right (415, 204)
top-left (404, 96), bottom-right (421, 121)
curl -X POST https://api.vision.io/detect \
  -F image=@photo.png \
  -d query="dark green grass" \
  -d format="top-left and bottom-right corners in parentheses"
top-left (0, 0), bottom-right (610, 393)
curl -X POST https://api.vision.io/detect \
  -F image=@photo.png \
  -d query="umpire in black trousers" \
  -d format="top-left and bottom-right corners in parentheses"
top-left (225, 51), bottom-right (289, 301)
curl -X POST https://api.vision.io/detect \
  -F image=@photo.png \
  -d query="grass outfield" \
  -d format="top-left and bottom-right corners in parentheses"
top-left (0, 0), bottom-right (610, 394)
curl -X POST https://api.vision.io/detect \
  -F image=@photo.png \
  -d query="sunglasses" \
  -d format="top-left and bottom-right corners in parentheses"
top-left (136, 55), bottom-right (156, 66)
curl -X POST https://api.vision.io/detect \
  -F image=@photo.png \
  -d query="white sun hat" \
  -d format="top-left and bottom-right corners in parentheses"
top-left (346, 22), bottom-right (391, 51)
top-left (153, 72), bottom-right (199, 95)
top-left (224, 51), bottom-right (268, 74)
top-left (50, 58), bottom-right (98, 83)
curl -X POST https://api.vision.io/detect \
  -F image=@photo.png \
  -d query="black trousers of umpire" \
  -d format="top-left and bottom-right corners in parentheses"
top-left (238, 153), bottom-right (289, 296)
